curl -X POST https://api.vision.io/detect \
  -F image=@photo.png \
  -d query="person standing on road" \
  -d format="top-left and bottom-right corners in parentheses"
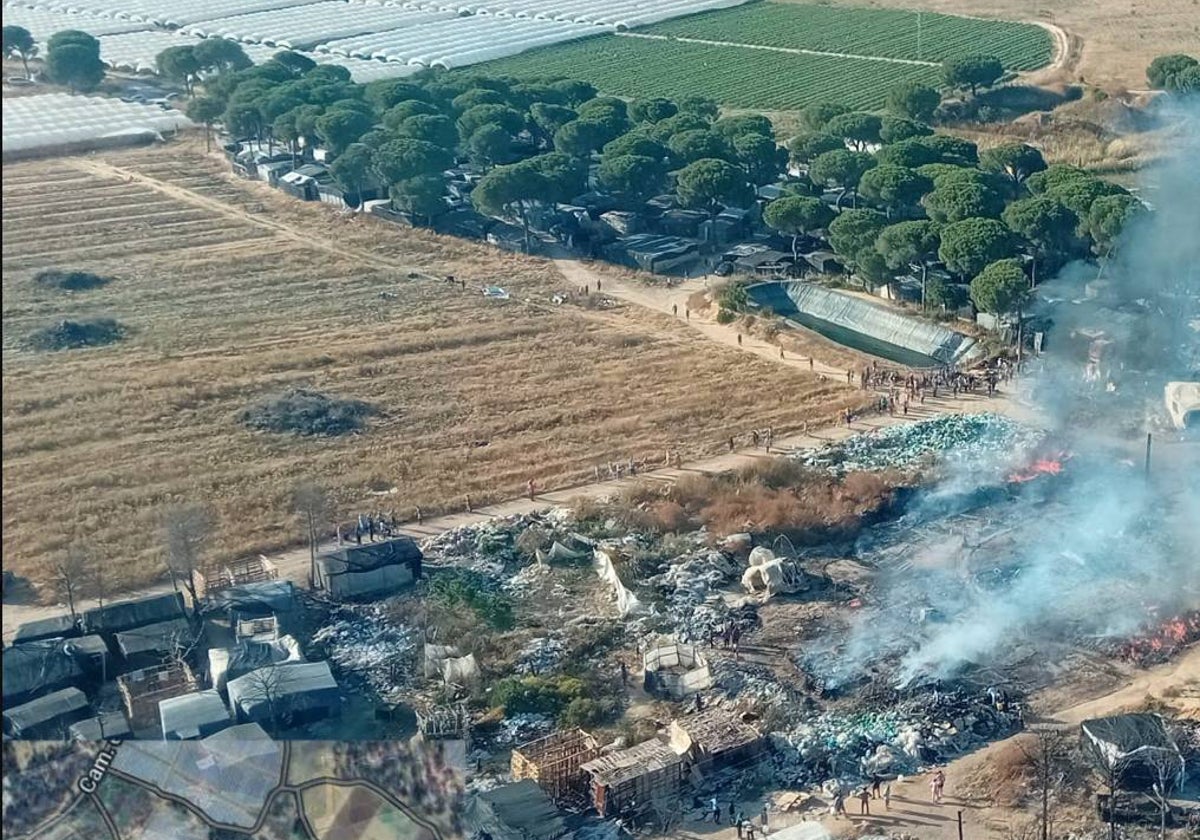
top-left (527, 478), bottom-right (536, 501)
top-left (737, 333), bottom-right (743, 346)
top-left (858, 787), bottom-right (871, 815)
top-left (883, 783), bottom-right (892, 811)
top-left (673, 303), bottom-right (678, 316)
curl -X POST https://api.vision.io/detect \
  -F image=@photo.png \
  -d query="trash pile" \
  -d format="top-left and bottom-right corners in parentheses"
top-left (488, 712), bottom-right (555, 747)
top-left (710, 659), bottom-right (798, 709)
top-left (769, 690), bottom-right (1021, 787)
top-left (515, 636), bottom-right (567, 675)
top-left (645, 549), bottom-right (744, 641)
top-left (310, 600), bottom-right (418, 698)
top-left (793, 414), bottom-right (1043, 474)
top-left (422, 510), bottom-right (574, 572)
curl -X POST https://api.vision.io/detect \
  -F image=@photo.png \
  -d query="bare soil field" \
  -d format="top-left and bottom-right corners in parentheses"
top-left (815, 0), bottom-right (1198, 91)
top-left (1, 142), bottom-right (861, 595)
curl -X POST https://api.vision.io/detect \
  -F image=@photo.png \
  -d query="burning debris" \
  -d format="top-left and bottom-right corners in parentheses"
top-left (1113, 610), bottom-right (1200, 666)
top-left (793, 414), bottom-right (1044, 474)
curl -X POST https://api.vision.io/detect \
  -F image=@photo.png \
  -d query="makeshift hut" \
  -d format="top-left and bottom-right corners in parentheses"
top-left (12, 613), bottom-right (80, 644)
top-left (579, 738), bottom-right (685, 818)
top-left (83, 592), bottom-right (186, 635)
top-left (512, 728), bottom-right (600, 802)
top-left (69, 711), bottom-right (132, 741)
top-left (3, 687), bottom-right (90, 738)
top-left (315, 537), bottom-right (422, 599)
top-left (643, 641), bottom-right (711, 700)
top-left (117, 661), bottom-right (198, 732)
top-left (160, 690), bottom-right (233, 740)
top-left (227, 661), bottom-right (340, 728)
top-left (1080, 714), bottom-right (1186, 790)
top-left (463, 780), bottom-right (572, 840)
top-left (63, 634), bottom-right (113, 680)
top-left (192, 555), bottom-right (278, 600)
top-left (3, 640), bottom-right (85, 706)
top-left (115, 617), bottom-right (194, 671)
top-left (208, 636), bottom-right (303, 692)
top-left (667, 707), bottom-right (764, 773)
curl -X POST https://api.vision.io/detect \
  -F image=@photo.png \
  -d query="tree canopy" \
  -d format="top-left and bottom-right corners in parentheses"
top-left (938, 217), bottom-right (1014, 278)
top-left (800, 102), bottom-right (850, 132)
top-left (45, 33), bottom-right (104, 92)
top-left (763, 195), bottom-right (835, 260)
top-left (858, 165), bottom-right (931, 218)
top-left (824, 112), bottom-right (882, 150)
top-left (809, 149), bottom-right (877, 207)
top-left (668, 129), bottom-right (733, 165)
top-left (3, 25), bottom-right (37, 78)
top-left (879, 116), bottom-right (934, 145)
top-left (923, 179), bottom-right (1005, 223)
top-left (629, 97), bottom-right (677, 124)
top-left (886, 82), bottom-right (941, 122)
top-left (1146, 53), bottom-right (1199, 90)
top-left (598, 154), bottom-right (666, 204)
top-left (828, 209), bottom-right (887, 268)
top-left (675, 158), bottom-right (754, 213)
top-left (788, 132), bottom-right (844, 165)
top-left (980, 143), bottom-right (1047, 185)
top-left (970, 258), bottom-right (1030, 316)
top-left (943, 54), bottom-right (1004, 96)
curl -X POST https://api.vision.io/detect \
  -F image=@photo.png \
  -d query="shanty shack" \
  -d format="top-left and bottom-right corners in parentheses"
top-left (227, 661), bottom-right (340, 727)
top-left (83, 592), bottom-right (186, 635)
top-left (69, 711), bottom-right (132, 741)
top-left (668, 707), bottom-right (764, 773)
top-left (160, 689), bottom-right (233, 740)
top-left (3, 687), bottom-right (90, 738)
top-left (1080, 714), bottom-right (1186, 789)
top-left (3, 640), bottom-right (85, 706)
top-left (643, 641), bottom-right (712, 700)
top-left (209, 636), bottom-right (303, 692)
top-left (464, 780), bottom-right (572, 840)
top-left (63, 634), bottom-right (113, 680)
top-left (12, 613), bottom-right (80, 644)
top-left (115, 617), bottom-right (194, 671)
top-left (511, 728), bottom-right (600, 801)
top-left (314, 537), bottom-right (422, 599)
top-left (580, 738), bottom-right (685, 818)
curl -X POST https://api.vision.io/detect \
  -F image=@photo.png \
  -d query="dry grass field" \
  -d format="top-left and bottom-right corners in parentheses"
top-left (817, 0), bottom-right (1198, 91)
top-left (1, 141), bottom-right (862, 595)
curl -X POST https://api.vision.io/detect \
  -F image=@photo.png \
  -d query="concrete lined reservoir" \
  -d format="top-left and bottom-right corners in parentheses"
top-left (747, 281), bottom-right (983, 368)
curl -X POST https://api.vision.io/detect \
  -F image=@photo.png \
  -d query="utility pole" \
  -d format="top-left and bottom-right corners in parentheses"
top-left (1145, 432), bottom-right (1152, 479)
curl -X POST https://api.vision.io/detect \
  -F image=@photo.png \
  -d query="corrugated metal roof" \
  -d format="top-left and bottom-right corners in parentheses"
top-left (3, 687), bottom-right (88, 734)
top-left (160, 690), bottom-right (231, 739)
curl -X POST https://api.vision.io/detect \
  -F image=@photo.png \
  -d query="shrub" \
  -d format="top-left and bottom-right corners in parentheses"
top-left (27, 318), bottom-right (125, 351)
top-left (715, 307), bottom-right (737, 324)
top-left (238, 388), bottom-right (377, 436)
top-left (559, 697), bottom-right (605, 728)
top-left (33, 269), bottom-right (112, 291)
top-left (428, 571), bottom-right (515, 630)
top-left (491, 674), bottom-right (587, 715)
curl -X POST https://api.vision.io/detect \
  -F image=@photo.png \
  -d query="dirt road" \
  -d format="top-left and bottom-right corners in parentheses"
top-left (1, 381), bottom-right (1017, 641)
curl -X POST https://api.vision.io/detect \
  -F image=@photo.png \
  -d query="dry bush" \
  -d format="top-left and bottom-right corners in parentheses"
top-left (648, 500), bottom-right (690, 533)
top-left (33, 269), bottom-right (111, 292)
top-left (237, 388), bottom-right (377, 437)
top-left (27, 318), bottom-right (125, 351)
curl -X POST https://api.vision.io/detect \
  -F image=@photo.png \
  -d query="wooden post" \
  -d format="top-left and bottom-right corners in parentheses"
top-left (957, 810), bottom-right (964, 840)
top-left (1145, 433), bottom-right (1152, 479)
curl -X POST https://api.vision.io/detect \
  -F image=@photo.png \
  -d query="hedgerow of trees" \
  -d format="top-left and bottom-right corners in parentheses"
top-left (149, 36), bottom-right (1147, 319)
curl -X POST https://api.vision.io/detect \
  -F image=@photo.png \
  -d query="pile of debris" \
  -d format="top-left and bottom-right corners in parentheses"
top-left (645, 549), bottom-right (742, 641)
top-left (793, 414), bottom-right (1043, 474)
top-left (770, 689), bottom-right (1022, 787)
top-left (310, 600), bottom-right (417, 699)
top-left (422, 510), bottom-right (576, 570)
top-left (515, 637), bottom-right (567, 675)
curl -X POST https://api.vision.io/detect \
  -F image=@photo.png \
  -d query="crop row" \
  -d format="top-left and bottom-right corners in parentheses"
top-left (475, 35), bottom-right (942, 111)
top-left (641, 3), bottom-right (1053, 70)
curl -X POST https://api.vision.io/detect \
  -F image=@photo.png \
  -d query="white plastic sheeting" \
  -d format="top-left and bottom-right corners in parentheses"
top-left (11, 0), bottom-right (323, 27)
top-left (317, 14), bottom-right (593, 67)
top-left (592, 549), bottom-right (642, 618)
top-left (97, 29), bottom-right (192, 71)
top-left (180, 2), bottom-right (452, 50)
top-left (2, 93), bottom-right (192, 154)
top-left (1, 4), bottom-right (152, 42)
top-left (348, 0), bottom-right (750, 27)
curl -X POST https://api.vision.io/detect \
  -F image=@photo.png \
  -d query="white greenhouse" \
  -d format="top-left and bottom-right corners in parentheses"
top-left (2, 93), bottom-right (192, 156)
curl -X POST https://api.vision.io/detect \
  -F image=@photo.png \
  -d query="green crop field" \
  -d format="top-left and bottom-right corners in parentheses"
top-left (470, 36), bottom-right (943, 111)
top-left (468, 1), bottom-right (1054, 112)
top-left (641, 3), bottom-right (1054, 70)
